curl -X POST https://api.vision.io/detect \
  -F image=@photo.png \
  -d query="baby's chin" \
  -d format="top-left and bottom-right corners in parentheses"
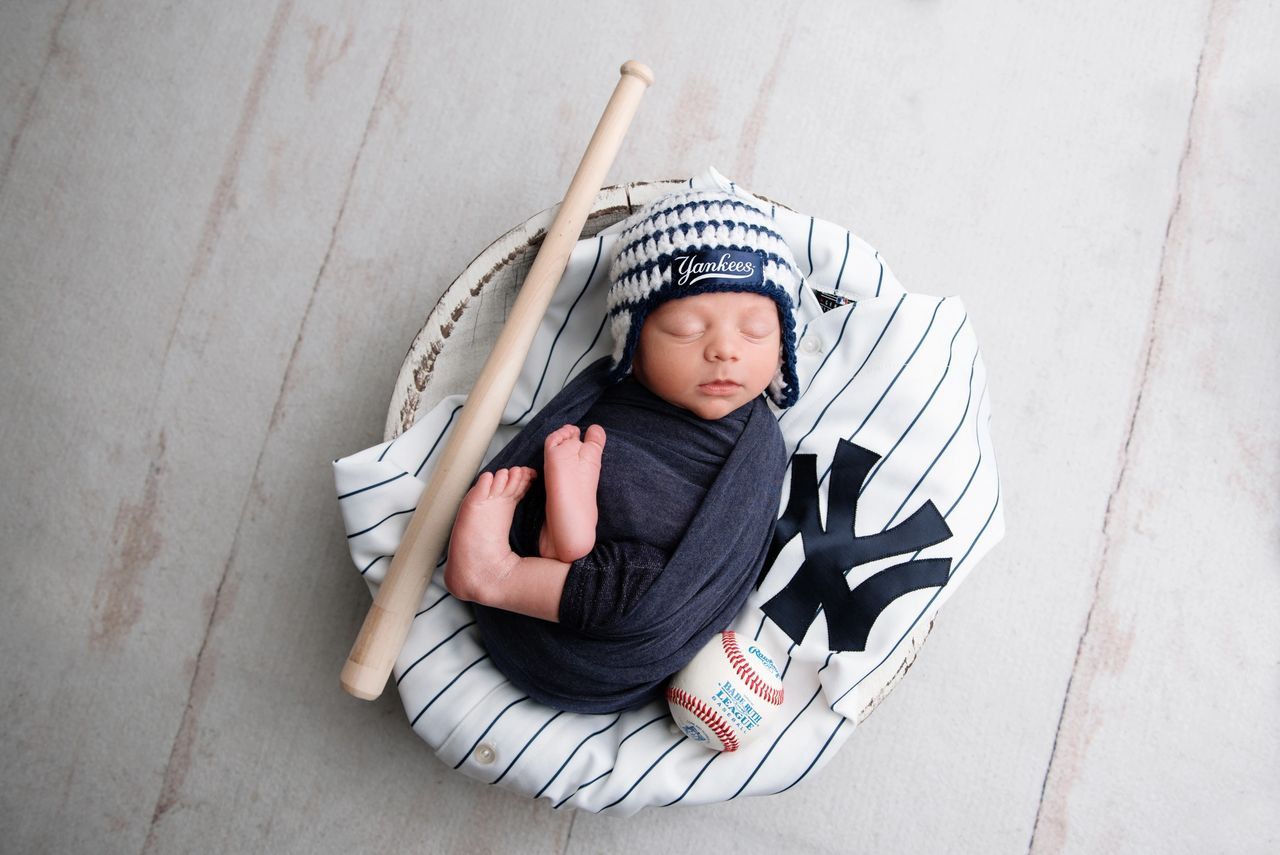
top-left (684, 393), bottom-right (758, 420)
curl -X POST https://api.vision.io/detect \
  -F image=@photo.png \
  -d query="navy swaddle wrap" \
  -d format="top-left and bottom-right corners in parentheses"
top-left (471, 356), bottom-right (787, 713)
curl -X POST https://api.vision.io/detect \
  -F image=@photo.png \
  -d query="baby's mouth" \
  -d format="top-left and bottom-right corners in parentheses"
top-left (698, 380), bottom-right (741, 395)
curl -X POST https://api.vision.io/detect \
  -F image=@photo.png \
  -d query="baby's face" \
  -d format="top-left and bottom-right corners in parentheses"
top-left (631, 291), bottom-right (782, 420)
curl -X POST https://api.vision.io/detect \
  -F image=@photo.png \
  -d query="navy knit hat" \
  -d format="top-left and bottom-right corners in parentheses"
top-left (606, 190), bottom-right (801, 408)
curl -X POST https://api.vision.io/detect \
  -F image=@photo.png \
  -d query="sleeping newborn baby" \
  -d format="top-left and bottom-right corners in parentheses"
top-left (445, 190), bottom-right (802, 713)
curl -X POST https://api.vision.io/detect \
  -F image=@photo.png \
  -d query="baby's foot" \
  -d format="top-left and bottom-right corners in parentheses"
top-left (539, 424), bottom-right (606, 562)
top-left (445, 467), bottom-right (537, 603)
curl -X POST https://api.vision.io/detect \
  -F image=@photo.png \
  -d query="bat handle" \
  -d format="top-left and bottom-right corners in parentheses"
top-left (340, 61), bottom-right (653, 701)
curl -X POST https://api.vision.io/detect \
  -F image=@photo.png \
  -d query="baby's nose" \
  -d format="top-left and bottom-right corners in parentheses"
top-left (705, 330), bottom-right (739, 360)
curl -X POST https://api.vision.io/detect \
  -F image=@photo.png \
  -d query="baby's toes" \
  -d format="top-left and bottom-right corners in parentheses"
top-left (545, 424), bottom-right (581, 450)
top-left (465, 471), bottom-right (494, 502)
top-left (581, 425), bottom-right (606, 462)
top-left (508, 466), bottom-right (537, 498)
top-left (490, 468), bottom-right (511, 495)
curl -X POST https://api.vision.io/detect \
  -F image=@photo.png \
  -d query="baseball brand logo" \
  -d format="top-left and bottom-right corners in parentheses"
top-left (747, 645), bottom-right (781, 678)
top-left (680, 721), bottom-right (709, 742)
top-left (672, 248), bottom-right (763, 288)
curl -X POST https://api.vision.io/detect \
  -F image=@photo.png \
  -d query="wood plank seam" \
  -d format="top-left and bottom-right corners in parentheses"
top-left (139, 4), bottom-right (408, 849)
top-left (158, 0), bottom-right (297, 392)
top-left (141, 0), bottom-right (297, 843)
top-left (1026, 2), bottom-right (1224, 850)
top-left (0, 0), bottom-right (74, 200)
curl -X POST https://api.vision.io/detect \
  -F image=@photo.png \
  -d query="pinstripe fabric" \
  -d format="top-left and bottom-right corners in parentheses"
top-left (332, 166), bottom-right (1004, 814)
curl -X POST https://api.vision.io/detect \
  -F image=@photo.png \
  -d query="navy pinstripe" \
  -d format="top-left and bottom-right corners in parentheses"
top-left (551, 713), bottom-right (667, 808)
top-left (338, 471), bottom-right (406, 500)
top-left (786, 294), bottom-right (909, 456)
top-left (597, 737), bottom-right (686, 810)
top-left (397, 621), bottom-right (476, 686)
top-left (847, 315), bottom-right (969, 493)
top-left (773, 718), bottom-right (847, 795)
top-left (454, 696), bottom-right (530, 770)
top-left (414, 405), bottom-right (463, 476)
top-left (815, 299), bottom-right (947, 473)
top-left (786, 301), bottom-right (859, 403)
top-left (659, 752), bottom-right (721, 806)
top-left (564, 311), bottom-right (609, 384)
top-left (834, 231), bottom-right (850, 292)
top-left (410, 654), bottom-right (488, 727)
top-left (490, 711), bottom-right (565, 785)
top-left (510, 238), bottom-right (605, 424)
top-left (345, 506), bottom-right (414, 539)
top-left (887, 351), bottom-right (981, 527)
top-left (359, 555), bottom-right (387, 577)
top-left (414, 589), bottom-right (450, 618)
top-left (534, 714), bottom-right (622, 799)
top-left (806, 216), bottom-right (816, 276)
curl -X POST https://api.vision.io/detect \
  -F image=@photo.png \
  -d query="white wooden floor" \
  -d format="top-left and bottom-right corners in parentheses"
top-left (2, 1), bottom-right (1277, 853)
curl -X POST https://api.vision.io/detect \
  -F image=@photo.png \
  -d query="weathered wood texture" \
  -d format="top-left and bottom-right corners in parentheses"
top-left (0, 1), bottom-right (1275, 853)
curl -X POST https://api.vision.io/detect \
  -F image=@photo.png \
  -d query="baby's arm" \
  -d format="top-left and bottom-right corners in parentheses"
top-left (444, 467), bottom-right (570, 622)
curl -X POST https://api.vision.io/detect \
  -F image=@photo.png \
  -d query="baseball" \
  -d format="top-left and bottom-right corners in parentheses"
top-left (666, 630), bottom-right (785, 752)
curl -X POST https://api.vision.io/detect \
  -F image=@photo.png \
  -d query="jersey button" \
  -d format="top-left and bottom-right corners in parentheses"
top-left (800, 335), bottom-right (823, 355)
top-left (474, 743), bottom-right (497, 765)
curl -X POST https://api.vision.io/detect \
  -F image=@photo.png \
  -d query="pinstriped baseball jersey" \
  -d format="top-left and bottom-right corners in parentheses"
top-left (332, 166), bottom-right (1004, 814)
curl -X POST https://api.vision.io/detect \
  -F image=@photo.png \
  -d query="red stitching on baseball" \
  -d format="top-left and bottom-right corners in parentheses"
top-left (666, 686), bottom-right (740, 752)
top-left (721, 631), bottom-right (784, 706)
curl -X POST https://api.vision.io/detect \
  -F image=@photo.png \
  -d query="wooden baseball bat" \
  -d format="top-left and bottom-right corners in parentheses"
top-left (341, 60), bottom-right (654, 700)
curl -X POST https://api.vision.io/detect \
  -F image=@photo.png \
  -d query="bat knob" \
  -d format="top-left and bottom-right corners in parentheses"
top-left (620, 60), bottom-right (654, 87)
top-left (341, 656), bottom-right (388, 701)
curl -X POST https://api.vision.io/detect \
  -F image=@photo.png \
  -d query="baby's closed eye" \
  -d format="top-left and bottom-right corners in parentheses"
top-left (664, 324), bottom-right (705, 338)
top-left (740, 322), bottom-right (776, 339)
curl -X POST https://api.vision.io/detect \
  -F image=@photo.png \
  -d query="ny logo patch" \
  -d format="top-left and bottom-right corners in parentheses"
top-left (758, 439), bottom-right (953, 652)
